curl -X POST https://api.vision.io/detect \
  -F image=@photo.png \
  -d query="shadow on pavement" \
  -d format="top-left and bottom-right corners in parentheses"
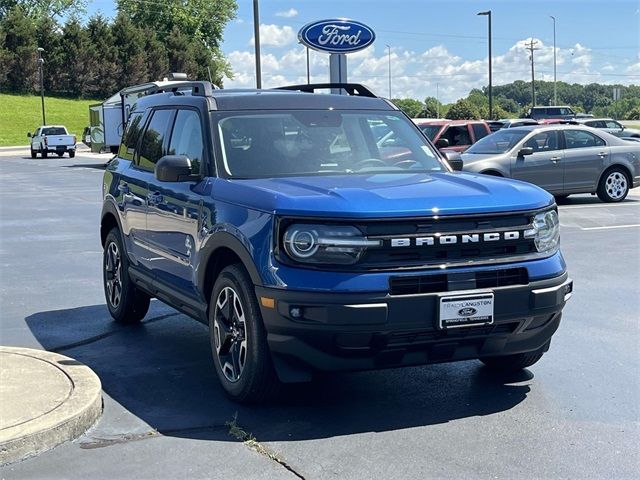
top-left (26, 302), bottom-right (532, 442)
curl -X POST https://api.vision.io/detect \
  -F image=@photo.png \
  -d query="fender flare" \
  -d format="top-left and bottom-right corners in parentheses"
top-left (196, 231), bottom-right (263, 292)
top-left (100, 198), bottom-right (123, 246)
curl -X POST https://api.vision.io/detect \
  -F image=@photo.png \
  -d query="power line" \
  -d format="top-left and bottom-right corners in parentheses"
top-left (525, 39), bottom-right (540, 106)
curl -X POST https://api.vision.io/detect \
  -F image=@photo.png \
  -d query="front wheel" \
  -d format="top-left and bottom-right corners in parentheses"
top-left (41, 147), bottom-right (48, 159)
top-left (480, 351), bottom-right (544, 372)
top-left (30, 147), bottom-right (36, 159)
top-left (103, 228), bottom-right (150, 323)
top-left (209, 264), bottom-right (280, 403)
top-left (69, 150), bottom-right (75, 158)
top-left (597, 167), bottom-right (629, 202)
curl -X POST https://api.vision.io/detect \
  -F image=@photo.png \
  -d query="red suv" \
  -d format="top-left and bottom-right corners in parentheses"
top-left (413, 119), bottom-right (491, 152)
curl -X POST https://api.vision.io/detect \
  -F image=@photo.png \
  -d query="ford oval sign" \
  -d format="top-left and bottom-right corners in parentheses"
top-left (298, 19), bottom-right (375, 54)
top-left (458, 307), bottom-right (478, 317)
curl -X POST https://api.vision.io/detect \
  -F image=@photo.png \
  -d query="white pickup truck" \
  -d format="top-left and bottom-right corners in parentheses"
top-left (27, 126), bottom-right (76, 158)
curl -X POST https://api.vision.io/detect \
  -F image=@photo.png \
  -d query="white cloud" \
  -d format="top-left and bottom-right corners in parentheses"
top-left (275, 8), bottom-right (298, 18)
top-left (250, 24), bottom-right (296, 47)
top-left (225, 38), bottom-right (639, 103)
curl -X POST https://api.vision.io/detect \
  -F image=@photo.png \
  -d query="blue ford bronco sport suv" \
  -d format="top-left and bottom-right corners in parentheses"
top-left (101, 81), bottom-right (573, 402)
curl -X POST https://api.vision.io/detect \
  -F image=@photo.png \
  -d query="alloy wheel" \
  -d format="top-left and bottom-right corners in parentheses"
top-left (213, 286), bottom-right (247, 383)
top-left (605, 171), bottom-right (627, 200)
top-left (105, 242), bottom-right (122, 308)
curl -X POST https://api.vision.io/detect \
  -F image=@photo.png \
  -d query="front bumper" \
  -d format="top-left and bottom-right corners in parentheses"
top-left (44, 145), bottom-right (76, 152)
top-left (256, 273), bottom-right (572, 382)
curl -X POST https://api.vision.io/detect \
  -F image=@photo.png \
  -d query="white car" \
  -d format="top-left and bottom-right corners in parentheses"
top-left (28, 126), bottom-right (76, 158)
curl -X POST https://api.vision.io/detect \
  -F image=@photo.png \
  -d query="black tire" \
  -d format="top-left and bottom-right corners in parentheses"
top-left (209, 264), bottom-right (280, 403)
top-left (554, 194), bottom-right (570, 204)
top-left (480, 351), bottom-right (544, 373)
top-left (41, 147), bottom-right (48, 159)
top-left (597, 167), bottom-right (629, 203)
top-left (30, 147), bottom-right (36, 159)
top-left (69, 150), bottom-right (75, 158)
top-left (103, 227), bottom-right (150, 324)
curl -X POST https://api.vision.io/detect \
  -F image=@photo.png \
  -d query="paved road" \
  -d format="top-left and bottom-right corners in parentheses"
top-left (1, 149), bottom-right (638, 479)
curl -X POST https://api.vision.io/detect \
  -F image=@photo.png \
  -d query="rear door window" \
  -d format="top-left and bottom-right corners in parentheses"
top-left (564, 130), bottom-right (606, 149)
top-left (137, 109), bottom-right (174, 171)
top-left (472, 123), bottom-right (488, 141)
top-left (441, 125), bottom-right (471, 146)
top-left (524, 131), bottom-right (560, 151)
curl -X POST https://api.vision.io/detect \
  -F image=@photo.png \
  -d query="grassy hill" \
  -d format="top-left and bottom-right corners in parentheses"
top-left (0, 94), bottom-right (100, 147)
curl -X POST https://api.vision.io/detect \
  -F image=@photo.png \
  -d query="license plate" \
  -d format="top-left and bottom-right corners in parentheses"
top-left (438, 292), bottom-right (494, 329)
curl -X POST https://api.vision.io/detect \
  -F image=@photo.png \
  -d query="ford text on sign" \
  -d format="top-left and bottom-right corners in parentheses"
top-left (298, 19), bottom-right (375, 54)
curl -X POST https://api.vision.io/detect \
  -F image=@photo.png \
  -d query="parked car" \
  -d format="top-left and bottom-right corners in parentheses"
top-left (461, 125), bottom-right (640, 202)
top-left (576, 118), bottom-right (640, 139)
top-left (412, 119), bottom-right (491, 152)
top-left (487, 118), bottom-right (539, 132)
top-left (100, 81), bottom-right (572, 402)
top-left (27, 125), bottom-right (76, 158)
top-left (538, 118), bottom-right (579, 125)
top-left (526, 106), bottom-right (576, 121)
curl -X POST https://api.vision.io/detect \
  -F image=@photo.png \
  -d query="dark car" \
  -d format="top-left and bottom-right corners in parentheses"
top-left (101, 81), bottom-right (572, 403)
top-left (413, 119), bottom-right (491, 152)
top-left (487, 118), bottom-right (539, 132)
top-left (526, 106), bottom-right (576, 121)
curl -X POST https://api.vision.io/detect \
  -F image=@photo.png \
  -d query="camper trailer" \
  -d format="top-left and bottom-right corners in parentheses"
top-left (86, 73), bottom-right (193, 153)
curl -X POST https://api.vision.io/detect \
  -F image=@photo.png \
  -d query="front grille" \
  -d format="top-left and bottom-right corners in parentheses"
top-left (386, 322), bottom-right (520, 347)
top-left (389, 267), bottom-right (528, 295)
top-left (355, 211), bottom-right (538, 270)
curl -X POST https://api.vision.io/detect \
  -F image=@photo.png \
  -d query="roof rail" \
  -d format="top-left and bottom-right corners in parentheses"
top-left (147, 81), bottom-right (218, 97)
top-left (276, 83), bottom-right (378, 98)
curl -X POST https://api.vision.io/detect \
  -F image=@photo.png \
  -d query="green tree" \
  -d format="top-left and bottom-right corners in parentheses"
top-left (112, 13), bottom-right (148, 87)
top-left (86, 15), bottom-right (119, 98)
top-left (446, 99), bottom-right (480, 120)
top-left (1, 7), bottom-right (37, 92)
top-left (421, 96), bottom-right (443, 118)
top-left (59, 17), bottom-right (96, 96)
top-left (0, 0), bottom-right (86, 20)
top-left (116, 0), bottom-right (236, 80)
top-left (391, 98), bottom-right (425, 118)
top-left (144, 29), bottom-right (168, 84)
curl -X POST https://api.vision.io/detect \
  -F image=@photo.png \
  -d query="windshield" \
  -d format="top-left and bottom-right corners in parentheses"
top-left (42, 127), bottom-right (67, 135)
top-left (214, 110), bottom-right (444, 178)
top-left (465, 129), bottom-right (531, 154)
top-left (418, 125), bottom-right (442, 141)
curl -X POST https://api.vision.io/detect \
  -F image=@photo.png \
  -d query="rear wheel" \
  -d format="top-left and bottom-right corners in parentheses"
top-left (103, 228), bottom-right (150, 323)
top-left (209, 264), bottom-right (280, 403)
top-left (41, 147), bottom-right (47, 159)
top-left (30, 147), bottom-right (36, 159)
top-left (480, 351), bottom-right (544, 372)
top-left (69, 150), bottom-right (75, 158)
top-left (597, 167), bottom-right (629, 202)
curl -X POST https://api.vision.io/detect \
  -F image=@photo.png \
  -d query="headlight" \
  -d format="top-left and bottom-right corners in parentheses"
top-left (525, 210), bottom-right (560, 253)
top-left (282, 224), bottom-right (381, 265)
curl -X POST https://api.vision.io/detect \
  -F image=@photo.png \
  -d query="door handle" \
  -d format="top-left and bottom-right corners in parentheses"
top-left (597, 152), bottom-right (607, 158)
top-left (147, 191), bottom-right (164, 205)
top-left (549, 156), bottom-right (561, 163)
top-left (117, 183), bottom-right (129, 194)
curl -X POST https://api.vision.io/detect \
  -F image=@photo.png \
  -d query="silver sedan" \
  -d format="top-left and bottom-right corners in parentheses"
top-left (461, 125), bottom-right (640, 202)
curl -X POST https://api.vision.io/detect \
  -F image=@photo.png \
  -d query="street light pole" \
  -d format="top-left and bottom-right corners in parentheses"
top-left (252, 0), bottom-right (261, 89)
top-left (386, 44), bottom-right (391, 99)
top-left (477, 10), bottom-right (492, 119)
top-left (306, 46), bottom-right (310, 84)
top-left (37, 47), bottom-right (46, 125)
top-left (550, 15), bottom-right (557, 105)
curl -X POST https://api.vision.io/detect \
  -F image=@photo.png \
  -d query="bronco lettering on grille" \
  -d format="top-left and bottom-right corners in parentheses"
top-left (389, 231), bottom-right (521, 247)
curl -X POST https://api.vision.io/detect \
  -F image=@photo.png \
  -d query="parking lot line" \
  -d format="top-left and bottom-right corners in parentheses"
top-left (559, 202), bottom-right (639, 210)
top-left (580, 224), bottom-right (640, 231)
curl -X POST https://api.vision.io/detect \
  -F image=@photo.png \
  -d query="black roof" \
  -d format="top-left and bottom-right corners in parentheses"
top-left (132, 83), bottom-right (396, 112)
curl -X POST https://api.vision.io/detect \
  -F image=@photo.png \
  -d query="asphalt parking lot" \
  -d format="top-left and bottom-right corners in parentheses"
top-left (1, 148), bottom-right (638, 479)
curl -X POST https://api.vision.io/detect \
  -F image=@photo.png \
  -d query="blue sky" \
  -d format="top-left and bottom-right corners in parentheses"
top-left (86, 0), bottom-right (640, 102)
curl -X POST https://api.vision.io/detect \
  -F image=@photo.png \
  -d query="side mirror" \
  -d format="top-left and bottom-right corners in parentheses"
top-left (435, 138), bottom-right (449, 149)
top-left (518, 147), bottom-right (534, 157)
top-left (27, 132), bottom-right (31, 138)
top-left (442, 151), bottom-right (463, 171)
top-left (155, 155), bottom-right (197, 182)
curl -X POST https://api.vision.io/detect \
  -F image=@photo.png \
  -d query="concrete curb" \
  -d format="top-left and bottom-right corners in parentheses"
top-left (0, 347), bottom-right (102, 465)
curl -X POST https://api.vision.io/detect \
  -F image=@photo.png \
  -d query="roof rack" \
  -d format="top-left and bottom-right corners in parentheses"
top-left (276, 83), bottom-right (378, 98)
top-left (147, 80), bottom-right (218, 97)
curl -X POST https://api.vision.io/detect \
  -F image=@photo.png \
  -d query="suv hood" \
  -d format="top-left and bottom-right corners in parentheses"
top-left (212, 172), bottom-right (553, 218)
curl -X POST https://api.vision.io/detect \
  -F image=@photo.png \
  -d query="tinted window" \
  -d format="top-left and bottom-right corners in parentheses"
top-left (419, 125), bottom-right (442, 140)
top-left (559, 108), bottom-right (573, 115)
top-left (118, 112), bottom-right (144, 161)
top-left (168, 110), bottom-right (204, 174)
top-left (564, 130), bottom-right (606, 149)
top-left (605, 120), bottom-right (621, 129)
top-left (441, 125), bottom-right (471, 146)
top-left (138, 109), bottom-right (173, 171)
top-left (42, 127), bottom-right (67, 135)
top-left (547, 108), bottom-right (561, 116)
top-left (524, 131), bottom-right (560, 151)
top-left (472, 123), bottom-right (488, 141)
